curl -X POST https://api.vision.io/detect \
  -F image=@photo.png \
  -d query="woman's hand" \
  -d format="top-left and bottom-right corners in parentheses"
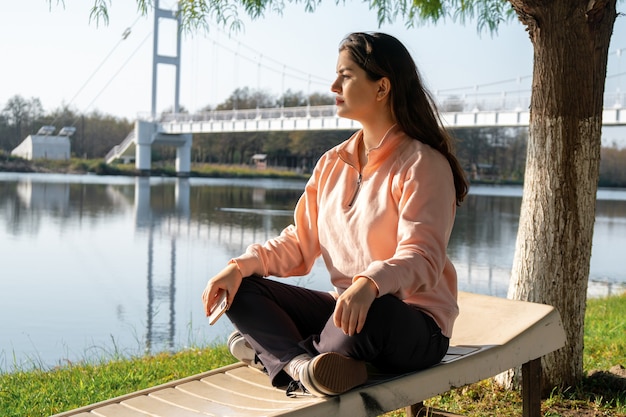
top-left (202, 263), bottom-right (243, 317)
top-left (333, 277), bottom-right (378, 336)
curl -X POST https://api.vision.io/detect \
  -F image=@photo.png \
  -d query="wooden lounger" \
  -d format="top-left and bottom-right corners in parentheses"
top-left (51, 291), bottom-right (566, 417)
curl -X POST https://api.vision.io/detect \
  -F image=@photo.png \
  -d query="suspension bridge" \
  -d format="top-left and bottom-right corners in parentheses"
top-left (99, 1), bottom-right (625, 175)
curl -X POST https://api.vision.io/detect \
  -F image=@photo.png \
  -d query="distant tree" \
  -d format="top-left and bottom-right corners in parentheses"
top-left (160, 105), bottom-right (189, 118)
top-left (499, 128), bottom-right (527, 181)
top-left (452, 127), bottom-right (528, 182)
top-left (196, 132), bottom-right (259, 164)
top-left (216, 87), bottom-right (276, 110)
top-left (599, 145), bottom-right (626, 187)
top-left (236, 132), bottom-right (265, 163)
top-left (191, 133), bottom-right (213, 163)
top-left (453, 127), bottom-right (492, 176)
top-left (279, 89), bottom-right (308, 107)
top-left (308, 92), bottom-right (335, 106)
top-left (275, 90), bottom-right (335, 107)
top-left (440, 95), bottom-right (465, 112)
top-left (2, 95), bottom-right (45, 148)
top-left (82, 112), bottom-right (133, 158)
top-left (263, 132), bottom-right (294, 167)
top-left (41, 106), bottom-right (132, 159)
top-left (210, 88), bottom-right (332, 111)
top-left (0, 113), bottom-right (11, 152)
top-left (289, 130), bottom-right (348, 170)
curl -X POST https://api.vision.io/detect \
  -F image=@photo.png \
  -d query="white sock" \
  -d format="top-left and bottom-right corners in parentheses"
top-left (284, 353), bottom-right (312, 380)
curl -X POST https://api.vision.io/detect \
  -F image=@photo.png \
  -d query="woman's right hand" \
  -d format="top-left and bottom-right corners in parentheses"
top-left (202, 263), bottom-right (243, 317)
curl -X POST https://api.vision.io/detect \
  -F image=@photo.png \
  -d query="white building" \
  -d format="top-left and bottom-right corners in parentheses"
top-left (11, 126), bottom-right (72, 160)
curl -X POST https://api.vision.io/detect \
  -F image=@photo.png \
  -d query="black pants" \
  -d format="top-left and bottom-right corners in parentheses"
top-left (226, 275), bottom-right (449, 387)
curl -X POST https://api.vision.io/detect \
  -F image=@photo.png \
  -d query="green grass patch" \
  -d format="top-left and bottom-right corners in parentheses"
top-left (190, 163), bottom-right (308, 179)
top-left (0, 346), bottom-right (234, 417)
top-left (422, 293), bottom-right (626, 416)
top-left (0, 156), bottom-right (309, 179)
top-left (584, 294), bottom-right (626, 372)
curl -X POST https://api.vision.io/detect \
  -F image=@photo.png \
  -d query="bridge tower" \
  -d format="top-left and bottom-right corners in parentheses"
top-left (135, 0), bottom-right (191, 176)
top-left (151, 0), bottom-right (181, 117)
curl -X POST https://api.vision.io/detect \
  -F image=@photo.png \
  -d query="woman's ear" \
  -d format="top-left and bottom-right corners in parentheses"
top-left (376, 77), bottom-right (391, 101)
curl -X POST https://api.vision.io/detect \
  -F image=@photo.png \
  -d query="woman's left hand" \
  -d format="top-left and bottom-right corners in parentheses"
top-left (333, 277), bottom-right (378, 336)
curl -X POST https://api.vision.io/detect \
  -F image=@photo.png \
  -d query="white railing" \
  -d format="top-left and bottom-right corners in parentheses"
top-left (105, 130), bottom-right (136, 163)
top-left (143, 105), bottom-right (338, 124)
top-left (107, 90), bottom-right (624, 164)
top-left (136, 90), bottom-right (624, 127)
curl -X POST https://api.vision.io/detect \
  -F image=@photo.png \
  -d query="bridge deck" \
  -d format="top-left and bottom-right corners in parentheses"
top-left (105, 102), bottom-right (624, 167)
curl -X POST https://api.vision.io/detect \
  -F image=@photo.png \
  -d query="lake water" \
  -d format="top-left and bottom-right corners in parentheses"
top-left (1, 173), bottom-right (625, 373)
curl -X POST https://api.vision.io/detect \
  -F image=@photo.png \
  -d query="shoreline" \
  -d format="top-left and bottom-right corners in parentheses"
top-left (4, 157), bottom-right (626, 189)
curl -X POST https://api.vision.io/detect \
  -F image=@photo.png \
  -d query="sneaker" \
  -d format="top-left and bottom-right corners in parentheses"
top-left (298, 352), bottom-right (368, 397)
top-left (285, 380), bottom-right (311, 398)
top-left (227, 331), bottom-right (265, 371)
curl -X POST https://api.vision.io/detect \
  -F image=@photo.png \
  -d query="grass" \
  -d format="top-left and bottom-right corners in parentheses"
top-left (583, 294), bottom-right (626, 372)
top-left (0, 346), bottom-right (235, 417)
top-left (1, 294), bottom-right (624, 417)
top-left (0, 156), bottom-right (310, 180)
top-left (419, 294), bottom-right (626, 417)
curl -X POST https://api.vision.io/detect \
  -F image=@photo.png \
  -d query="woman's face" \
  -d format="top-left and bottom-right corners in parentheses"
top-left (331, 50), bottom-right (381, 122)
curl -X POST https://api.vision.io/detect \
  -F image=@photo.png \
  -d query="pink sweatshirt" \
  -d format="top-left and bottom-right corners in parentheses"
top-left (232, 125), bottom-right (459, 337)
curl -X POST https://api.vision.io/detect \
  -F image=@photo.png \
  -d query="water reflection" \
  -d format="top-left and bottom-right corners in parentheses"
top-left (17, 181), bottom-right (70, 212)
top-left (130, 177), bottom-right (307, 356)
top-left (135, 178), bottom-right (186, 355)
top-left (0, 173), bottom-right (624, 373)
top-left (450, 193), bottom-right (522, 297)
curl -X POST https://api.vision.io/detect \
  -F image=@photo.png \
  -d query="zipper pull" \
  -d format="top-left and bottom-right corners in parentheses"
top-left (348, 173), bottom-right (362, 207)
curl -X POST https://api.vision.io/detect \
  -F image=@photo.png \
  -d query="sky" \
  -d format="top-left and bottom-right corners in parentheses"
top-left (1, 1), bottom-right (625, 130)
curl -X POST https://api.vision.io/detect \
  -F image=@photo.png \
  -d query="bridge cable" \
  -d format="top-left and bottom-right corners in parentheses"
top-left (213, 27), bottom-right (330, 87)
top-left (70, 31), bottom-right (153, 126)
top-left (50, 14), bottom-right (147, 128)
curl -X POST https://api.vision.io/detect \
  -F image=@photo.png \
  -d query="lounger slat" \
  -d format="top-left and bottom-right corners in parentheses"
top-left (121, 395), bottom-right (208, 416)
top-left (226, 366), bottom-right (278, 387)
top-left (178, 379), bottom-right (301, 410)
top-left (90, 403), bottom-right (152, 417)
top-left (200, 373), bottom-right (300, 403)
top-left (149, 388), bottom-right (253, 416)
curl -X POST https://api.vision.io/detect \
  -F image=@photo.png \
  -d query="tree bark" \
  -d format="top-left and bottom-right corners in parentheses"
top-left (503, 0), bottom-right (617, 392)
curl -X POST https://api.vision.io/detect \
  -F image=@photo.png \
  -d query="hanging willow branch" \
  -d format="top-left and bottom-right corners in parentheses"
top-left (79, 0), bottom-right (517, 35)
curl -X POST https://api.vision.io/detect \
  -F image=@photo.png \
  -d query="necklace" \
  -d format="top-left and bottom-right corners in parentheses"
top-left (364, 123), bottom-right (397, 155)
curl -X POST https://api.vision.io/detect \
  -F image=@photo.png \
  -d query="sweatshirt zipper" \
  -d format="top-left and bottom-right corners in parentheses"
top-left (348, 172), bottom-right (362, 207)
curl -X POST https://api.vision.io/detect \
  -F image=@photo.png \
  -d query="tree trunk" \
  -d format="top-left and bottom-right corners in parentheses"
top-left (503, 0), bottom-right (616, 392)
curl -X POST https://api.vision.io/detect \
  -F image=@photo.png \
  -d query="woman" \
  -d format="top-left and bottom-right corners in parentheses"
top-left (202, 32), bottom-right (468, 397)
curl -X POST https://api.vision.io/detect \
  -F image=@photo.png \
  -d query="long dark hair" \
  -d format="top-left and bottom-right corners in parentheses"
top-left (339, 32), bottom-right (469, 205)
